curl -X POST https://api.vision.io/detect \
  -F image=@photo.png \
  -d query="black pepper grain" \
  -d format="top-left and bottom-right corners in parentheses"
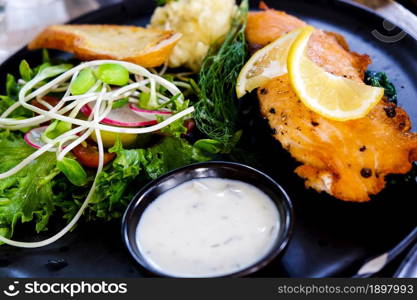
top-left (269, 108), bottom-right (276, 114)
top-left (311, 121), bottom-right (319, 127)
top-left (359, 146), bottom-right (367, 152)
top-left (384, 106), bottom-right (396, 118)
top-left (360, 168), bottom-right (372, 178)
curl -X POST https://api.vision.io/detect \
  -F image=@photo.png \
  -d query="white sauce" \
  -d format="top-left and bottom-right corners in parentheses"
top-left (136, 178), bottom-right (280, 277)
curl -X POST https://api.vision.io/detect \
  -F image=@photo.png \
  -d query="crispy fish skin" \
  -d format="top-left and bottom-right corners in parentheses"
top-left (249, 8), bottom-right (417, 202)
top-left (247, 9), bottom-right (371, 81)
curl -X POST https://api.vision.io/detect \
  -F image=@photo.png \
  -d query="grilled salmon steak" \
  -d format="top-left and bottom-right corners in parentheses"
top-left (248, 5), bottom-right (417, 202)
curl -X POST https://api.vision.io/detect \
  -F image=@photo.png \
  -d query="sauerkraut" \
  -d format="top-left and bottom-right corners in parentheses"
top-left (150, 0), bottom-right (237, 71)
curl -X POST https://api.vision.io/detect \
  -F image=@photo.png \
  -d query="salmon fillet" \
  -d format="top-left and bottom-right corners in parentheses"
top-left (248, 7), bottom-right (417, 202)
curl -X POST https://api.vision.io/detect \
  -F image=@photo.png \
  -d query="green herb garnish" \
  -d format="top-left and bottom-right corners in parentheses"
top-left (194, 0), bottom-right (248, 152)
top-left (365, 71), bottom-right (397, 103)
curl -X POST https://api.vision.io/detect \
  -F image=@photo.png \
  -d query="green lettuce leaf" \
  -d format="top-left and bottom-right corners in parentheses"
top-left (0, 131), bottom-right (60, 239)
top-left (1, 58), bottom-right (72, 118)
top-left (0, 74), bottom-right (33, 118)
top-left (141, 136), bottom-right (210, 179)
top-left (365, 70), bottom-right (397, 103)
top-left (0, 131), bottom-right (212, 240)
top-left (84, 136), bottom-right (210, 221)
top-left (89, 139), bottom-right (145, 220)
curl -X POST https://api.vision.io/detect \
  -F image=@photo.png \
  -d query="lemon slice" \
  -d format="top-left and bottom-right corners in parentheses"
top-left (236, 27), bottom-right (304, 98)
top-left (287, 26), bottom-right (384, 121)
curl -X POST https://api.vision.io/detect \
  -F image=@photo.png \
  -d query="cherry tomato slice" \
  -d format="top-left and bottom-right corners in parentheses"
top-left (31, 96), bottom-right (60, 111)
top-left (184, 119), bottom-right (196, 133)
top-left (72, 144), bottom-right (115, 168)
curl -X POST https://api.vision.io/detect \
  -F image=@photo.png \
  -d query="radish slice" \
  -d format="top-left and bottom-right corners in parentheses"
top-left (81, 101), bottom-right (157, 127)
top-left (24, 126), bottom-right (72, 151)
top-left (24, 126), bottom-right (49, 150)
top-left (128, 104), bottom-right (172, 121)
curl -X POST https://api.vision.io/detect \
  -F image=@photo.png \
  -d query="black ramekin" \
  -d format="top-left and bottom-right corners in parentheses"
top-left (121, 161), bottom-right (294, 278)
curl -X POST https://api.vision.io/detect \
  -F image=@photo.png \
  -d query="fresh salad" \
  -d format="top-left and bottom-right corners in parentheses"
top-left (0, 1), bottom-right (249, 248)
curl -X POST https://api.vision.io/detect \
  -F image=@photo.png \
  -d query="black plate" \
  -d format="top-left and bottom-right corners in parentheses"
top-left (0, 0), bottom-right (416, 278)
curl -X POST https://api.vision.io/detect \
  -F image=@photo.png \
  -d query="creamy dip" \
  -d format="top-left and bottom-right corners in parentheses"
top-left (136, 178), bottom-right (280, 277)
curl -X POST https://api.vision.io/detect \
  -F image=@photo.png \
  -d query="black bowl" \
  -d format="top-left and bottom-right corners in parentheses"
top-left (121, 161), bottom-right (294, 278)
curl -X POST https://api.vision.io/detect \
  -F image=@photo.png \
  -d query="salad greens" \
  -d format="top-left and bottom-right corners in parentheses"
top-left (19, 60), bottom-right (34, 82)
top-left (0, 53), bottom-right (216, 243)
top-left (89, 139), bottom-right (147, 220)
top-left (43, 120), bottom-right (72, 141)
top-left (0, 131), bottom-right (59, 238)
top-left (141, 136), bottom-right (210, 179)
top-left (70, 68), bottom-right (97, 95)
top-left (0, 126), bottom-right (211, 241)
top-left (1, 57), bottom-right (72, 119)
top-left (57, 158), bottom-right (88, 187)
top-left (96, 63), bottom-right (129, 86)
top-left (194, 0), bottom-right (248, 152)
top-left (1, 74), bottom-right (31, 119)
top-left (53, 135), bottom-right (211, 223)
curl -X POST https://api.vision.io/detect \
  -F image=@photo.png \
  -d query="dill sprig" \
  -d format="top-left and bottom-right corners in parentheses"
top-left (194, 0), bottom-right (248, 152)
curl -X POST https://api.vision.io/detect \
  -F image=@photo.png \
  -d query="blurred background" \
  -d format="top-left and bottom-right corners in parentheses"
top-left (0, 0), bottom-right (119, 63)
top-left (0, 0), bottom-right (416, 63)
